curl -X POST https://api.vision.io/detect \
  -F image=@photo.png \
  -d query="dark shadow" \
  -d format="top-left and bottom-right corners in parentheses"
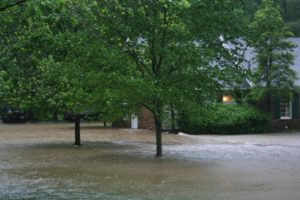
top-left (62, 125), bottom-right (116, 130)
top-left (23, 141), bottom-right (136, 151)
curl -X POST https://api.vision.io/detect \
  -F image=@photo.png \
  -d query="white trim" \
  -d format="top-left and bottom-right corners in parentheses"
top-left (280, 101), bottom-right (292, 120)
top-left (280, 116), bottom-right (292, 120)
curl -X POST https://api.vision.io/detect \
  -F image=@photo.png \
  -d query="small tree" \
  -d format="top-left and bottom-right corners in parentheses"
top-left (248, 0), bottom-right (297, 112)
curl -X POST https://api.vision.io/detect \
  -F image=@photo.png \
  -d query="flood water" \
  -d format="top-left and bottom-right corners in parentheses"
top-left (1, 123), bottom-right (300, 199)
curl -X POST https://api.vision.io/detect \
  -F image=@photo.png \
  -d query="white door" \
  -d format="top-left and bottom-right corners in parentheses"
top-left (131, 114), bottom-right (138, 129)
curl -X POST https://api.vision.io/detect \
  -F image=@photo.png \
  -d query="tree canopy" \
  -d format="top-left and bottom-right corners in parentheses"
top-left (1, 0), bottom-right (257, 156)
top-left (72, 0), bottom-right (251, 156)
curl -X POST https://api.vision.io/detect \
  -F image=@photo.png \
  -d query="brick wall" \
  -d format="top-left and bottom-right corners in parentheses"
top-left (271, 119), bottom-right (300, 129)
top-left (138, 107), bottom-right (156, 130)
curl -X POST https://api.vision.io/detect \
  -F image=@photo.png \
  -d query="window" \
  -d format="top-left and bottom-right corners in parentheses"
top-left (222, 95), bottom-right (235, 104)
top-left (280, 101), bottom-right (292, 119)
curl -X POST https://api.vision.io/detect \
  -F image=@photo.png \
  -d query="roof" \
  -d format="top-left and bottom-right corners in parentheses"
top-left (290, 38), bottom-right (300, 85)
top-left (244, 37), bottom-right (300, 86)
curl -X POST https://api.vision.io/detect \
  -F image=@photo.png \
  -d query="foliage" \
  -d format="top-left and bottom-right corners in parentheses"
top-left (179, 104), bottom-right (271, 134)
top-left (280, 0), bottom-right (300, 36)
top-left (78, 0), bottom-right (251, 156)
top-left (0, 0), bottom-right (72, 114)
top-left (0, 0), bottom-right (26, 12)
top-left (0, 0), bottom-right (253, 156)
top-left (244, 0), bottom-right (300, 36)
top-left (0, 0), bottom-right (134, 121)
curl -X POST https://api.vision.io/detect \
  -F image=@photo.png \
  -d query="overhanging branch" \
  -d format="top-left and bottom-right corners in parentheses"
top-left (0, 0), bottom-right (27, 12)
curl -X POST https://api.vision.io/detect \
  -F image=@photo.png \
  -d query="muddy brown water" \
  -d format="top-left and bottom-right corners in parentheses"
top-left (1, 123), bottom-right (300, 199)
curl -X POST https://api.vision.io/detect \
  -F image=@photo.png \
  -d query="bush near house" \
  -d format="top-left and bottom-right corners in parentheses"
top-left (179, 104), bottom-right (271, 134)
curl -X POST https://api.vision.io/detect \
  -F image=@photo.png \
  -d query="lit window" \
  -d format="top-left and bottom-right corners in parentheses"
top-left (280, 101), bottom-right (292, 119)
top-left (222, 95), bottom-right (235, 104)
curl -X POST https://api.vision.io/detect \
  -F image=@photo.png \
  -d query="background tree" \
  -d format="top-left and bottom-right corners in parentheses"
top-left (248, 0), bottom-right (297, 112)
top-left (277, 0), bottom-right (300, 36)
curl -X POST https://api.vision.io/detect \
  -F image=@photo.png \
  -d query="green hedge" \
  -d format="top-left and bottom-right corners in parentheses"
top-left (179, 104), bottom-right (271, 134)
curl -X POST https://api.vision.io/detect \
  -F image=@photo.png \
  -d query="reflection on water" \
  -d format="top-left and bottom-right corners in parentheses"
top-left (1, 123), bottom-right (300, 199)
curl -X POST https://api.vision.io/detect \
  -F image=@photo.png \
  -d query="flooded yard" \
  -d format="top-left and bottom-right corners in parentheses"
top-left (1, 123), bottom-right (300, 199)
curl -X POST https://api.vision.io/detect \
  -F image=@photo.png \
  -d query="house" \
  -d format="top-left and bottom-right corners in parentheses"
top-left (242, 37), bottom-right (300, 129)
top-left (131, 38), bottom-right (300, 131)
top-left (186, 37), bottom-right (300, 130)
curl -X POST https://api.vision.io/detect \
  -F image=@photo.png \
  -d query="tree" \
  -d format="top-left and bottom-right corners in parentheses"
top-left (0, 1), bottom-right (80, 142)
top-left (74, 0), bottom-right (250, 157)
top-left (0, 1), bottom-right (130, 145)
top-left (1, 0), bottom-right (251, 156)
top-left (248, 0), bottom-right (297, 112)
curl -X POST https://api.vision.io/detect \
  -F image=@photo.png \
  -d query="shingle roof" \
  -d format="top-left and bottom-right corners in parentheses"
top-left (289, 38), bottom-right (300, 85)
top-left (244, 37), bottom-right (300, 86)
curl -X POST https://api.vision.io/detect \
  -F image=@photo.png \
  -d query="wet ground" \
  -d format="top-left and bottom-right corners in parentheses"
top-left (0, 122), bottom-right (300, 200)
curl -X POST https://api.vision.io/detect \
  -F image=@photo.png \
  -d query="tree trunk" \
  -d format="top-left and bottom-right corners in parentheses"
top-left (155, 115), bottom-right (162, 157)
top-left (170, 104), bottom-right (176, 134)
top-left (74, 115), bottom-right (81, 146)
top-left (52, 111), bottom-right (58, 121)
top-left (266, 91), bottom-right (272, 113)
top-left (266, 55), bottom-right (272, 113)
top-left (155, 119), bottom-right (162, 157)
top-left (27, 110), bottom-right (36, 122)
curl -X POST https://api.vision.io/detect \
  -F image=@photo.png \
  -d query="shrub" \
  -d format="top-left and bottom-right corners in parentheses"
top-left (178, 104), bottom-right (271, 134)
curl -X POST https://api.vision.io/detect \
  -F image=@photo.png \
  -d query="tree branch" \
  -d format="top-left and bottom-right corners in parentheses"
top-left (0, 0), bottom-right (27, 12)
top-left (157, 7), bottom-right (169, 74)
top-left (140, 103), bottom-right (155, 116)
